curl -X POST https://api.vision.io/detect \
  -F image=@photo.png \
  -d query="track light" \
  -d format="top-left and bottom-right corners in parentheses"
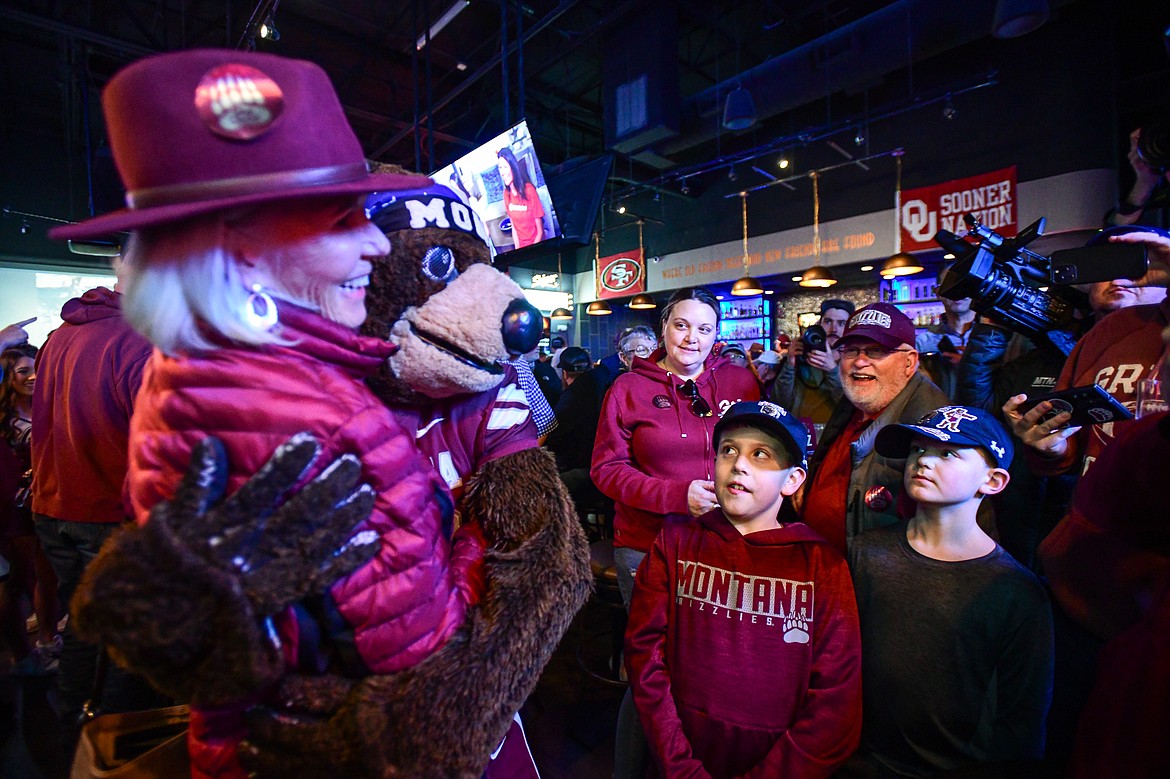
top-left (777, 156), bottom-right (790, 170)
top-left (680, 178), bottom-right (691, 195)
top-left (943, 95), bottom-right (957, 120)
top-left (728, 167), bottom-right (738, 182)
top-left (854, 127), bottom-right (866, 146)
top-left (259, 15), bottom-right (279, 41)
top-left (616, 203), bottom-right (627, 215)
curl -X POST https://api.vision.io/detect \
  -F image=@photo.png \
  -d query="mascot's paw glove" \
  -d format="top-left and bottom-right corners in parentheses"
top-left (241, 446), bottom-right (593, 779)
top-left (72, 434), bottom-right (379, 706)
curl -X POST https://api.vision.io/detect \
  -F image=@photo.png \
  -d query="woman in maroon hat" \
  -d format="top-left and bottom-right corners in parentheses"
top-left (52, 49), bottom-right (485, 779)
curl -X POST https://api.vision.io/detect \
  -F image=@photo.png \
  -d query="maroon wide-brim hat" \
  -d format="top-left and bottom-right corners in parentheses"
top-left (51, 48), bottom-right (431, 241)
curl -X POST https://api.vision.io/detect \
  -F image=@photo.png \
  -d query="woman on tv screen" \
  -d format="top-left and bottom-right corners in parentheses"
top-left (497, 146), bottom-right (545, 248)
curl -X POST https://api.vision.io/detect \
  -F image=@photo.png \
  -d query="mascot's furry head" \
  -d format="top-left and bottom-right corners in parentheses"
top-left (362, 166), bottom-right (542, 402)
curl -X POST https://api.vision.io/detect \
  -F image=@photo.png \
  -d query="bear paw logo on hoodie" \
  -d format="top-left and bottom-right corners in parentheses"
top-left (652, 394), bottom-right (672, 409)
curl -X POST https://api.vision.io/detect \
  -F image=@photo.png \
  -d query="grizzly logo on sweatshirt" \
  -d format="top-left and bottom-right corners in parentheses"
top-left (675, 560), bottom-right (813, 644)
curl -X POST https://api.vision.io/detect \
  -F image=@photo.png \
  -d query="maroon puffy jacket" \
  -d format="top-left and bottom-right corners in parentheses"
top-left (127, 302), bottom-right (482, 778)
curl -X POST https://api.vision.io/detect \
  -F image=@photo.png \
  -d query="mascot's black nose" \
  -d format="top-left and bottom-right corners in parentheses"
top-left (501, 297), bottom-right (543, 356)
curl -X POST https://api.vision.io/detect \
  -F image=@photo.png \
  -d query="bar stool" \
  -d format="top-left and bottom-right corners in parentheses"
top-left (576, 537), bottom-right (628, 687)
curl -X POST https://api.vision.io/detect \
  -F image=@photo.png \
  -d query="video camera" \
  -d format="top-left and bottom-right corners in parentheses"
top-left (934, 214), bottom-right (1148, 340)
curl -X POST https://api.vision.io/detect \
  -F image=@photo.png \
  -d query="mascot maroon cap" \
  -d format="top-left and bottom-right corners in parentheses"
top-left (51, 49), bottom-right (431, 241)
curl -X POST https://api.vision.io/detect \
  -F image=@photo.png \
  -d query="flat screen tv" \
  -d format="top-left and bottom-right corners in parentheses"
top-left (431, 119), bottom-right (561, 257)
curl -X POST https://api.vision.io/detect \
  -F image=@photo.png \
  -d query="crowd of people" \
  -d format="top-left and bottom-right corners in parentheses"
top-left (2, 45), bottom-right (1169, 779)
top-left (523, 226), bottom-right (1169, 778)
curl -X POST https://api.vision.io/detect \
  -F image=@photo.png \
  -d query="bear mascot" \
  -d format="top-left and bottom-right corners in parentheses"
top-left (72, 177), bottom-right (592, 778)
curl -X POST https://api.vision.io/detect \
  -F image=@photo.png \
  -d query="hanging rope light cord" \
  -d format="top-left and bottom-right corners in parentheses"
top-left (629, 219), bottom-right (657, 309)
top-left (588, 231), bottom-right (612, 315)
top-left (731, 191), bottom-right (763, 296)
top-left (799, 171), bottom-right (837, 288)
top-left (882, 151), bottom-right (924, 278)
top-left (550, 251), bottom-right (573, 319)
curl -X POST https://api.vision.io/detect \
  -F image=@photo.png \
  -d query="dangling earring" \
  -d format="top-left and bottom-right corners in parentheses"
top-left (243, 284), bottom-right (278, 331)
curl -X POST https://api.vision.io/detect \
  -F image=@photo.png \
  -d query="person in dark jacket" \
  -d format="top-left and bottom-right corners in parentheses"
top-left (546, 346), bottom-right (608, 529)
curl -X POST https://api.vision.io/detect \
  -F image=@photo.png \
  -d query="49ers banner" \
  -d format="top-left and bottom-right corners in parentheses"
top-left (597, 248), bottom-right (646, 299)
top-left (900, 166), bottom-right (1017, 252)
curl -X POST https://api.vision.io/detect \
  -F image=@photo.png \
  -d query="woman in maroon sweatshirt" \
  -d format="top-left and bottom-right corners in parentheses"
top-left (591, 286), bottom-right (760, 607)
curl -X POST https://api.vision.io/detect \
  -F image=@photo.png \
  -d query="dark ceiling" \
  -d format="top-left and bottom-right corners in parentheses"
top-left (0, 0), bottom-right (895, 169)
top-left (2, 0), bottom-right (1166, 284)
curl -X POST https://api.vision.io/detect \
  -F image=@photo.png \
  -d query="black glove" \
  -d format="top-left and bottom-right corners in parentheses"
top-left (73, 434), bottom-right (378, 706)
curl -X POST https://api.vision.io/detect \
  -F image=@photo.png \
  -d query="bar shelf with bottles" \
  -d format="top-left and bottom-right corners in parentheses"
top-left (878, 277), bottom-right (945, 330)
top-left (719, 296), bottom-right (771, 346)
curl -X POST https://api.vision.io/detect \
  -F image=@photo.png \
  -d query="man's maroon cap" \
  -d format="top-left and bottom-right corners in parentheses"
top-left (836, 302), bottom-right (917, 350)
top-left (51, 49), bottom-right (430, 241)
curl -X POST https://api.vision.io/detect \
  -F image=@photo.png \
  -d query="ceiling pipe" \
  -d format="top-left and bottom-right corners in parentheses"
top-left (654, 0), bottom-right (1069, 159)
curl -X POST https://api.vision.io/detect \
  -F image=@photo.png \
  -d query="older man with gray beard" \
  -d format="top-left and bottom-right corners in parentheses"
top-left (795, 302), bottom-right (948, 553)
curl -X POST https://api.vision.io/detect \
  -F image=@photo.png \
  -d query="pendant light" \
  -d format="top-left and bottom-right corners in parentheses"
top-left (549, 251), bottom-right (573, 319)
top-left (587, 232), bottom-right (612, 315)
top-left (881, 152), bottom-right (924, 278)
top-left (629, 294), bottom-right (656, 309)
top-left (628, 220), bottom-right (657, 309)
top-left (799, 172), bottom-right (837, 288)
top-left (730, 192), bottom-right (764, 296)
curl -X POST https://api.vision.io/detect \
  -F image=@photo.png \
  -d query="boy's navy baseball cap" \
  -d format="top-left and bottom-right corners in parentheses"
top-left (875, 405), bottom-right (1014, 468)
top-left (714, 401), bottom-right (810, 469)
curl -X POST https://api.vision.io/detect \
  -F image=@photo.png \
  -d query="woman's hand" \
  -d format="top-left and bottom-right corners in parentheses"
top-left (687, 479), bottom-right (718, 517)
top-left (1002, 394), bottom-right (1081, 459)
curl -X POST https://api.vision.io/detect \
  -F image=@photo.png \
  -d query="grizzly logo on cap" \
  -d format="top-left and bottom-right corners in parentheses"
top-left (195, 64), bottom-right (284, 141)
top-left (850, 308), bottom-right (892, 329)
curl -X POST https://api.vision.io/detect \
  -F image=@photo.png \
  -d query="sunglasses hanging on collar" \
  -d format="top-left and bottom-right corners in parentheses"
top-left (678, 379), bottom-right (713, 418)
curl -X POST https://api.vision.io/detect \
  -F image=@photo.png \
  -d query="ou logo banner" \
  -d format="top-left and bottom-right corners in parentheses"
top-left (598, 248), bottom-right (646, 297)
top-left (902, 199), bottom-right (937, 244)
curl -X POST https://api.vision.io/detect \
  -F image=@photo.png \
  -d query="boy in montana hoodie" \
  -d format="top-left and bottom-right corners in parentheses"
top-left (626, 401), bottom-right (862, 778)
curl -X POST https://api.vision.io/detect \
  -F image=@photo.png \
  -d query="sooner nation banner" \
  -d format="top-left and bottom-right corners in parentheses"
top-left (900, 165), bottom-right (1017, 252)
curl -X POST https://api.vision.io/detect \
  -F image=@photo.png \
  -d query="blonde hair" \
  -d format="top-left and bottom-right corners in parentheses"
top-left (121, 210), bottom-right (293, 355)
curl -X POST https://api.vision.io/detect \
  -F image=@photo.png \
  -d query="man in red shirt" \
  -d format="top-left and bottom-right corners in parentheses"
top-left (797, 303), bottom-right (948, 553)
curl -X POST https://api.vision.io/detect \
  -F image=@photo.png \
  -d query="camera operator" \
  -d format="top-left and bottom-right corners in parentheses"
top-left (1004, 227), bottom-right (1170, 477)
top-left (916, 277), bottom-right (976, 360)
top-left (1106, 126), bottom-right (1170, 229)
top-left (957, 263), bottom-right (1163, 568)
top-left (769, 298), bottom-right (853, 423)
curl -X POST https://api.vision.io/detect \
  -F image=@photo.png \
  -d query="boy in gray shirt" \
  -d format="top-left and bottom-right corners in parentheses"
top-left (842, 406), bottom-right (1053, 778)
